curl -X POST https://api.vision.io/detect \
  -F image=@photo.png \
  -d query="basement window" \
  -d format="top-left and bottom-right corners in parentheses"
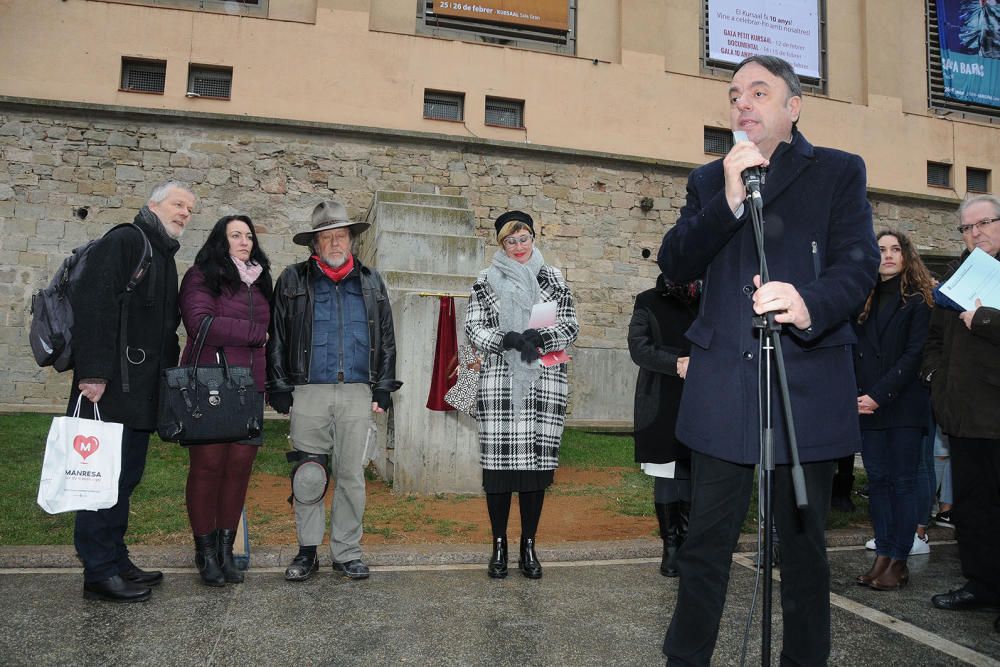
top-left (485, 97), bottom-right (524, 129)
top-left (120, 58), bottom-right (166, 94)
top-left (927, 162), bottom-right (952, 188)
top-left (424, 90), bottom-right (465, 122)
top-left (967, 167), bottom-right (990, 194)
top-left (704, 127), bottom-right (734, 156)
top-left (187, 65), bottom-right (233, 100)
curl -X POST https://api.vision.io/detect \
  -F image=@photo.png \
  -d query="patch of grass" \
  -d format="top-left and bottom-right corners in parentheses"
top-left (558, 429), bottom-right (635, 468)
top-left (609, 470), bottom-right (656, 517)
top-left (432, 519), bottom-right (476, 537)
top-left (0, 413), bottom-right (298, 545)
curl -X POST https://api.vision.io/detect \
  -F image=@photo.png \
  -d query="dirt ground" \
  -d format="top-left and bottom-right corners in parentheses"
top-left (243, 466), bottom-right (659, 546)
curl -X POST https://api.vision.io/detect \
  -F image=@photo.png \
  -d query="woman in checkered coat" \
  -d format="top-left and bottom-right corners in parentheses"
top-left (465, 210), bottom-right (579, 580)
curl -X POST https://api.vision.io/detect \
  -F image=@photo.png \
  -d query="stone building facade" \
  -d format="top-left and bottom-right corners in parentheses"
top-left (0, 101), bottom-right (965, 414)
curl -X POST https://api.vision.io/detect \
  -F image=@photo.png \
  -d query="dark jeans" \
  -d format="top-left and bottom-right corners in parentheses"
top-left (663, 452), bottom-right (834, 667)
top-left (74, 427), bottom-right (150, 583)
top-left (950, 437), bottom-right (1000, 601)
top-left (915, 417), bottom-right (936, 527)
top-left (861, 428), bottom-right (921, 560)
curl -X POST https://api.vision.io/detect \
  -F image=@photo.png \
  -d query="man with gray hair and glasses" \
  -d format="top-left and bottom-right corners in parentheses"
top-left (71, 180), bottom-right (195, 602)
top-left (922, 194), bottom-right (1000, 633)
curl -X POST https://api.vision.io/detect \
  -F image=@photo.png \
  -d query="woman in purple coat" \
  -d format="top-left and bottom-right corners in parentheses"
top-left (179, 215), bottom-right (272, 586)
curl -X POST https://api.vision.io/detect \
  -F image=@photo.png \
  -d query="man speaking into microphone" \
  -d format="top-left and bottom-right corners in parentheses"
top-left (657, 56), bottom-right (878, 665)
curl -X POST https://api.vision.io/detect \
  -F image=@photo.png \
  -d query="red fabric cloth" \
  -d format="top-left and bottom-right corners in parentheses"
top-left (426, 296), bottom-right (458, 411)
top-left (311, 253), bottom-right (354, 282)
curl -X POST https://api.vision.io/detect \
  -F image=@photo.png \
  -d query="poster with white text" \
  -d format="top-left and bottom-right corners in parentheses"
top-left (707, 0), bottom-right (822, 80)
top-left (935, 0), bottom-right (1000, 109)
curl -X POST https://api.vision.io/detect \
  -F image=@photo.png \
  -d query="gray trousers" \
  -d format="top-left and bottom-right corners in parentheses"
top-left (289, 383), bottom-right (373, 563)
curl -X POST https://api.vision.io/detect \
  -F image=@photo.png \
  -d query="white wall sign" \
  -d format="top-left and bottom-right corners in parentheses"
top-left (707, 0), bottom-right (822, 80)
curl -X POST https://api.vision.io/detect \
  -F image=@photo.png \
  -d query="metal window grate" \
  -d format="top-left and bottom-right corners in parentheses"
top-left (121, 58), bottom-right (166, 93)
top-left (424, 90), bottom-right (464, 121)
top-left (485, 97), bottom-right (524, 129)
top-left (188, 66), bottom-right (232, 99)
top-left (704, 127), bottom-right (734, 156)
top-left (927, 162), bottom-right (951, 188)
top-left (967, 167), bottom-right (991, 193)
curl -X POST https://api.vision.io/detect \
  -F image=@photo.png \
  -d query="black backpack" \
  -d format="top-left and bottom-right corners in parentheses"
top-left (29, 224), bottom-right (152, 387)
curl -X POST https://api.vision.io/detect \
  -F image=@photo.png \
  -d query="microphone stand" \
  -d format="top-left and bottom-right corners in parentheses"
top-left (745, 183), bottom-right (809, 666)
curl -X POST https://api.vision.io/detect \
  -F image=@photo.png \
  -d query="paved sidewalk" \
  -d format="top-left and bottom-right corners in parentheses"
top-left (2, 538), bottom-right (999, 666)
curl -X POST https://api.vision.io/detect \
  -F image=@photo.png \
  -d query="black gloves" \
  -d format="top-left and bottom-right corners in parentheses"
top-left (502, 329), bottom-right (543, 364)
top-left (502, 331), bottom-right (524, 351)
top-left (372, 389), bottom-right (391, 411)
top-left (521, 328), bottom-right (544, 350)
top-left (519, 345), bottom-right (540, 364)
top-left (268, 391), bottom-right (293, 415)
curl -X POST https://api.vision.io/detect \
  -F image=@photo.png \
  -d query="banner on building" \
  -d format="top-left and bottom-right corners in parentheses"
top-left (707, 0), bottom-right (821, 80)
top-left (936, 0), bottom-right (1000, 109)
top-left (433, 0), bottom-right (570, 32)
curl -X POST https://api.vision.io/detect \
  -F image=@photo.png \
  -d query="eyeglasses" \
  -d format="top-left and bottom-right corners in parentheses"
top-left (957, 217), bottom-right (1000, 235)
top-left (503, 234), bottom-right (533, 248)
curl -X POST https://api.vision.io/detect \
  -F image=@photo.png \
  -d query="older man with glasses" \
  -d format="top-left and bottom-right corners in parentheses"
top-left (922, 194), bottom-right (1000, 633)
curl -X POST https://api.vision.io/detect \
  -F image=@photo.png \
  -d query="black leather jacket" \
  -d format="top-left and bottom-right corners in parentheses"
top-left (266, 256), bottom-right (401, 396)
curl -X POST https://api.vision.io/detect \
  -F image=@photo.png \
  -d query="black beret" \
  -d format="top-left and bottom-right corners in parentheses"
top-left (494, 210), bottom-right (535, 238)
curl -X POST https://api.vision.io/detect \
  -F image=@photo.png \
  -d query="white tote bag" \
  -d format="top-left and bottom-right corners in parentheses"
top-left (37, 396), bottom-right (123, 514)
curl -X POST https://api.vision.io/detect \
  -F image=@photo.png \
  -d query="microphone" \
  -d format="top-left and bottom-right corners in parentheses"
top-left (732, 131), bottom-right (763, 202)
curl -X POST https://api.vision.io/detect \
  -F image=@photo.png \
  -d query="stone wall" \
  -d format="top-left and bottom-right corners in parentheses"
top-left (0, 101), bottom-right (966, 413)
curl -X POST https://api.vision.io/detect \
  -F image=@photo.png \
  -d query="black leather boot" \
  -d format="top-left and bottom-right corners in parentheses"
top-left (217, 529), bottom-right (245, 584)
top-left (655, 502), bottom-right (684, 577)
top-left (488, 536), bottom-right (508, 579)
top-left (194, 531), bottom-right (225, 587)
top-left (519, 537), bottom-right (543, 579)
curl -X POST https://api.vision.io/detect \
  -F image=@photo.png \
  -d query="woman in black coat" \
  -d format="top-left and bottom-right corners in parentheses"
top-left (853, 229), bottom-right (934, 591)
top-left (628, 275), bottom-right (700, 576)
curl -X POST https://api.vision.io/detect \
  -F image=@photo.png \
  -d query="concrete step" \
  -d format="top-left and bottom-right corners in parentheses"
top-left (367, 230), bottom-right (484, 276)
top-left (370, 201), bottom-right (477, 236)
top-left (382, 270), bottom-right (477, 295)
top-left (367, 190), bottom-right (470, 212)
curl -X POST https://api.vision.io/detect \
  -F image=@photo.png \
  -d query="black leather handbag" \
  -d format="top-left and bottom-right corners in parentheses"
top-left (157, 316), bottom-right (263, 445)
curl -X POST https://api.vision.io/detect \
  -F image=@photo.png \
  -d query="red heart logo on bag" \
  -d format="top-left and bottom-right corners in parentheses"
top-left (73, 435), bottom-right (100, 460)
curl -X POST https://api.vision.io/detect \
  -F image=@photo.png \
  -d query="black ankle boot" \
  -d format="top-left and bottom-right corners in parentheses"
top-left (488, 536), bottom-right (508, 579)
top-left (217, 529), bottom-right (244, 584)
top-left (194, 531), bottom-right (225, 587)
top-left (655, 502), bottom-right (682, 577)
top-left (519, 537), bottom-right (542, 579)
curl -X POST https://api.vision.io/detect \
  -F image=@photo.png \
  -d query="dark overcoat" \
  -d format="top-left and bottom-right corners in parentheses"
top-left (69, 208), bottom-right (181, 430)
top-left (628, 281), bottom-right (696, 464)
top-left (179, 266), bottom-right (271, 392)
top-left (922, 251), bottom-right (1000, 439)
top-left (657, 131), bottom-right (879, 465)
top-left (852, 285), bottom-right (932, 431)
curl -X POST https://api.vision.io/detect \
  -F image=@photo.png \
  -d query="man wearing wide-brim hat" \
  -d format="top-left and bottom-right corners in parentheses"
top-left (267, 200), bottom-right (401, 582)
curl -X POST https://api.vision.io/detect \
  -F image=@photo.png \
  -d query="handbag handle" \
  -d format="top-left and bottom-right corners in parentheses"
top-left (188, 316), bottom-right (238, 397)
top-left (188, 315), bottom-right (215, 382)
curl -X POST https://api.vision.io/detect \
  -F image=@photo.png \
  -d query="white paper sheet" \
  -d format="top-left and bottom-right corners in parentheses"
top-left (939, 247), bottom-right (1000, 310)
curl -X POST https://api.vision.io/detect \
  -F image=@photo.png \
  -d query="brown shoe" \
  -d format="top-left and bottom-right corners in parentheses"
top-left (856, 555), bottom-right (890, 586)
top-left (870, 559), bottom-right (909, 591)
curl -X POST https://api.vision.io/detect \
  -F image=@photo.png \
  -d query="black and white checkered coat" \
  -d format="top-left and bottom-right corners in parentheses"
top-left (465, 265), bottom-right (579, 470)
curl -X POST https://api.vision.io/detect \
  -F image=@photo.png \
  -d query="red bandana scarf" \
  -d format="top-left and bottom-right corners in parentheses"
top-left (312, 253), bottom-right (355, 282)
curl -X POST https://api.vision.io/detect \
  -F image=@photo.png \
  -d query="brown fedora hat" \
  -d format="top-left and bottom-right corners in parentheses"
top-left (292, 200), bottom-right (371, 246)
